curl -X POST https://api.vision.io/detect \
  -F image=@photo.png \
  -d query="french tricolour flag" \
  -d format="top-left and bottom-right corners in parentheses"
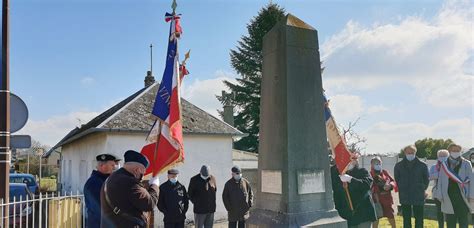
top-left (324, 95), bottom-right (352, 173)
top-left (141, 13), bottom-right (184, 176)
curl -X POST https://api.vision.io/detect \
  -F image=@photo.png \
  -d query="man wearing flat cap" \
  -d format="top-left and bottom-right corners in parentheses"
top-left (188, 165), bottom-right (217, 228)
top-left (83, 153), bottom-right (117, 228)
top-left (223, 165), bottom-right (253, 228)
top-left (101, 150), bottom-right (160, 228)
top-left (158, 168), bottom-right (189, 228)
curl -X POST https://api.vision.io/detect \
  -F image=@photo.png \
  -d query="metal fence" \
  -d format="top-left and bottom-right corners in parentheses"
top-left (1, 191), bottom-right (85, 228)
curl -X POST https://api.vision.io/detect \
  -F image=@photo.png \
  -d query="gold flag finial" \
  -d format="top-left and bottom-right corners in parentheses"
top-left (172, 0), bottom-right (177, 14)
top-left (183, 50), bottom-right (191, 64)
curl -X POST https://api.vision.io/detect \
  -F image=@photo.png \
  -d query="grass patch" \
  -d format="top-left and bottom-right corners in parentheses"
top-left (378, 216), bottom-right (454, 227)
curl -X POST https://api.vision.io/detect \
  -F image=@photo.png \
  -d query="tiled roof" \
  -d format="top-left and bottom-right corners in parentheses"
top-left (44, 83), bottom-right (242, 157)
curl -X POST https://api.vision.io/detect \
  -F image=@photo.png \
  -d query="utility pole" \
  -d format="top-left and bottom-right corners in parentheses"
top-left (0, 0), bottom-right (10, 227)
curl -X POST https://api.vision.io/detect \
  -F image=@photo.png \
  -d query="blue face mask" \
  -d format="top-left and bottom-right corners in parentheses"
top-left (406, 154), bottom-right (416, 161)
top-left (374, 164), bottom-right (382, 171)
top-left (438, 156), bottom-right (448, 162)
top-left (170, 177), bottom-right (178, 184)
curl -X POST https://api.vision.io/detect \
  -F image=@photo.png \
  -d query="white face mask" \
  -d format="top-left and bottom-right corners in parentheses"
top-left (450, 152), bottom-right (461, 159)
top-left (233, 173), bottom-right (242, 180)
top-left (438, 156), bottom-right (448, 162)
top-left (406, 154), bottom-right (416, 161)
top-left (170, 177), bottom-right (178, 184)
top-left (373, 164), bottom-right (382, 171)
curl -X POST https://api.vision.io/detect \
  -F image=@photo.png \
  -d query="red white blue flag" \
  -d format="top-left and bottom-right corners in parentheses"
top-left (324, 95), bottom-right (353, 173)
top-left (440, 161), bottom-right (470, 194)
top-left (141, 12), bottom-right (184, 176)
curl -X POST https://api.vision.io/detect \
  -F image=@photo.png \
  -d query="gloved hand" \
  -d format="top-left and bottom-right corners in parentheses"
top-left (339, 174), bottom-right (353, 183)
top-left (149, 177), bottom-right (160, 186)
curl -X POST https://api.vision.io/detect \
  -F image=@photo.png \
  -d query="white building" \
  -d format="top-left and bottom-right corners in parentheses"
top-left (45, 79), bottom-right (243, 224)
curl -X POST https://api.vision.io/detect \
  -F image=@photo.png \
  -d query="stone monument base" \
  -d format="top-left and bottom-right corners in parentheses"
top-left (248, 208), bottom-right (347, 228)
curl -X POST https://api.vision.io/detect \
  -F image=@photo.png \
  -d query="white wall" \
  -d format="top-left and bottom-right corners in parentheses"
top-left (60, 132), bottom-right (234, 225)
top-left (61, 132), bottom-right (107, 193)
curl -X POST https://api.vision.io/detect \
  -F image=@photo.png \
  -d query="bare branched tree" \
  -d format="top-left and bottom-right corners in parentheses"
top-left (341, 117), bottom-right (367, 154)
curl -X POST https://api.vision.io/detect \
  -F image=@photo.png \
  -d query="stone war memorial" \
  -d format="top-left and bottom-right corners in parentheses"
top-left (247, 14), bottom-right (347, 228)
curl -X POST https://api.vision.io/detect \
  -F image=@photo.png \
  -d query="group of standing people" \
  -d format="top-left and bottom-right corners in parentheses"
top-left (332, 143), bottom-right (472, 228)
top-left (83, 150), bottom-right (253, 228)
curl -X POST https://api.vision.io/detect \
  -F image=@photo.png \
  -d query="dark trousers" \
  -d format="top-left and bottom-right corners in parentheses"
top-left (164, 222), bottom-right (185, 228)
top-left (435, 199), bottom-right (444, 228)
top-left (401, 204), bottom-right (424, 228)
top-left (446, 212), bottom-right (469, 228)
top-left (228, 220), bottom-right (245, 228)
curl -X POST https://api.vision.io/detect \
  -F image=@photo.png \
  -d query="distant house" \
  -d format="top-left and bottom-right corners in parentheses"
top-left (45, 74), bottom-right (243, 223)
top-left (233, 149), bottom-right (258, 169)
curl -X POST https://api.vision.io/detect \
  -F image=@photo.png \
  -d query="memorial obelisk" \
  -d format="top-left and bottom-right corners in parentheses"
top-left (247, 14), bottom-right (347, 228)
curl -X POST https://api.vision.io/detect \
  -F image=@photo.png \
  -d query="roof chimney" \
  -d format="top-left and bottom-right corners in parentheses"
top-left (144, 70), bottom-right (155, 87)
top-left (145, 44), bottom-right (155, 87)
top-left (222, 90), bottom-right (235, 127)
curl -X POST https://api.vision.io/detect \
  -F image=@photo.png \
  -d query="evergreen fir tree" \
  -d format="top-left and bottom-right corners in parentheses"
top-left (217, 3), bottom-right (286, 152)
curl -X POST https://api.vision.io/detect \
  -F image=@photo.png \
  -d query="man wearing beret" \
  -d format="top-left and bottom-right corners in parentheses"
top-left (101, 150), bottom-right (160, 228)
top-left (222, 166), bottom-right (253, 228)
top-left (83, 154), bottom-right (117, 228)
top-left (158, 168), bottom-right (189, 228)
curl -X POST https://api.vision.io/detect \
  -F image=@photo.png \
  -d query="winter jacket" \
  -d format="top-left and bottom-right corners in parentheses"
top-left (188, 174), bottom-right (217, 214)
top-left (100, 168), bottom-right (159, 228)
top-left (222, 177), bottom-right (253, 222)
top-left (394, 157), bottom-right (429, 205)
top-left (84, 170), bottom-right (109, 228)
top-left (433, 157), bottom-right (474, 214)
top-left (158, 180), bottom-right (189, 223)
top-left (331, 165), bottom-right (377, 226)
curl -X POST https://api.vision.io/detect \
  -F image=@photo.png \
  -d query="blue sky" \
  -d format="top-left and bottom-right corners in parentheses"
top-left (12, 0), bottom-right (473, 154)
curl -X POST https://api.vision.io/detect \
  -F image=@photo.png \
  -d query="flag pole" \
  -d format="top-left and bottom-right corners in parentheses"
top-left (343, 182), bottom-right (354, 211)
top-left (152, 120), bottom-right (162, 177)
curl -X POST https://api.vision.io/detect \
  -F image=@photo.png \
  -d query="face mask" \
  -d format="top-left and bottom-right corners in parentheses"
top-left (450, 152), bottom-right (460, 159)
top-left (201, 175), bottom-right (209, 180)
top-left (406, 154), bottom-right (416, 161)
top-left (170, 177), bottom-right (178, 184)
top-left (233, 174), bottom-right (242, 181)
top-left (373, 164), bottom-right (382, 171)
top-left (438, 156), bottom-right (448, 162)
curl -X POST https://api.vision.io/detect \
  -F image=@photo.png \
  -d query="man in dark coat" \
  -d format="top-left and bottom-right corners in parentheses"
top-left (331, 153), bottom-right (377, 228)
top-left (158, 168), bottom-right (189, 228)
top-left (101, 150), bottom-right (159, 228)
top-left (188, 165), bottom-right (217, 228)
top-left (222, 166), bottom-right (253, 228)
top-left (394, 145), bottom-right (429, 228)
top-left (83, 154), bottom-right (117, 228)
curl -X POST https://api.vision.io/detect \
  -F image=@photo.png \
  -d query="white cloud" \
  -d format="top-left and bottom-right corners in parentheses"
top-left (181, 70), bottom-right (237, 118)
top-left (328, 94), bottom-right (364, 123)
top-left (363, 118), bottom-right (473, 154)
top-left (321, 0), bottom-right (474, 107)
top-left (16, 111), bottom-right (99, 147)
top-left (80, 77), bottom-right (95, 86)
top-left (367, 105), bottom-right (389, 114)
